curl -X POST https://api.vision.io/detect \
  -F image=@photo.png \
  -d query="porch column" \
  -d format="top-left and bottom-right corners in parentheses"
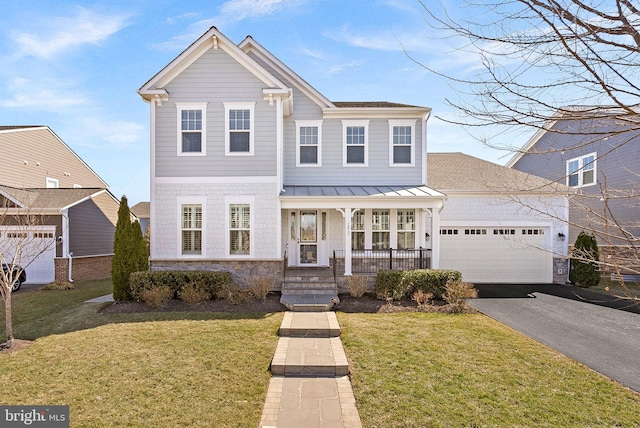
top-left (430, 208), bottom-right (440, 269)
top-left (337, 208), bottom-right (354, 276)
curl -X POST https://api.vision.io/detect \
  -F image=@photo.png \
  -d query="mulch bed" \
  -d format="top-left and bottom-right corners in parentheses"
top-left (99, 293), bottom-right (474, 314)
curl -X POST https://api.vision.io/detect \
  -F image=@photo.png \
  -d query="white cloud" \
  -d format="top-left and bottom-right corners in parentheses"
top-left (0, 77), bottom-right (87, 111)
top-left (326, 60), bottom-right (364, 76)
top-left (8, 7), bottom-right (131, 59)
top-left (325, 24), bottom-right (438, 53)
top-left (154, 0), bottom-right (312, 50)
top-left (75, 118), bottom-right (146, 149)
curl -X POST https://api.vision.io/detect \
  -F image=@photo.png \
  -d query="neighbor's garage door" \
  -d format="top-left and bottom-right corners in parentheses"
top-left (0, 227), bottom-right (56, 284)
top-left (439, 227), bottom-right (552, 283)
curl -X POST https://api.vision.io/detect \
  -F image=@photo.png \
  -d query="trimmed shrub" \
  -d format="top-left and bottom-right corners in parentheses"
top-left (218, 283), bottom-right (251, 305)
top-left (401, 269), bottom-right (462, 300)
top-left (179, 283), bottom-right (212, 306)
top-left (247, 276), bottom-right (274, 300)
top-left (374, 270), bottom-right (406, 301)
top-left (140, 286), bottom-right (173, 308)
top-left (443, 280), bottom-right (478, 312)
top-left (346, 275), bottom-right (369, 298)
top-left (570, 231), bottom-right (601, 288)
top-left (411, 289), bottom-right (434, 307)
top-left (129, 271), bottom-right (232, 302)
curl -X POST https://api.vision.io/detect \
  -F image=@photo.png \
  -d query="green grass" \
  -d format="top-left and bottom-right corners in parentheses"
top-left (338, 312), bottom-right (640, 428)
top-left (1, 279), bottom-right (283, 427)
top-left (593, 276), bottom-right (640, 301)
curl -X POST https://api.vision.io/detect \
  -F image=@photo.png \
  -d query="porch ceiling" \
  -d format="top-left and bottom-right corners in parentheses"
top-left (280, 185), bottom-right (445, 209)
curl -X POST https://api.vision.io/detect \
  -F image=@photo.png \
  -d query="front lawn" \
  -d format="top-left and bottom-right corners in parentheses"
top-left (338, 312), bottom-right (640, 428)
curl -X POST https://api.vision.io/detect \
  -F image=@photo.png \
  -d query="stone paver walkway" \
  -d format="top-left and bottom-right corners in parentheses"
top-left (259, 312), bottom-right (362, 428)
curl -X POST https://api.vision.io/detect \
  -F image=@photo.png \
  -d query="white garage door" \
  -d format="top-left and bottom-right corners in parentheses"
top-left (0, 227), bottom-right (56, 284)
top-left (439, 227), bottom-right (552, 283)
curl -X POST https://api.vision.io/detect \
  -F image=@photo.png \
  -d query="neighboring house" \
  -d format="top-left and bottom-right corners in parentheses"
top-left (0, 126), bottom-right (121, 283)
top-left (138, 27), bottom-right (568, 285)
top-left (507, 109), bottom-right (640, 248)
top-left (131, 202), bottom-right (150, 234)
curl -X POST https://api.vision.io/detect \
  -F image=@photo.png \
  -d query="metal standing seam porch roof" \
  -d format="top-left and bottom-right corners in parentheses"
top-left (280, 185), bottom-right (445, 198)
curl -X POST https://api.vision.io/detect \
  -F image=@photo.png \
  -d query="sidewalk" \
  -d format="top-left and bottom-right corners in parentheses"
top-left (259, 312), bottom-right (362, 428)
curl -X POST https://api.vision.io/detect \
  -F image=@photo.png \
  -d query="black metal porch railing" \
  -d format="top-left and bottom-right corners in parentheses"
top-left (332, 248), bottom-right (432, 274)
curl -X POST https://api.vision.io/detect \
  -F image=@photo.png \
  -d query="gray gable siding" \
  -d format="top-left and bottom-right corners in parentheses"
top-left (154, 47), bottom-right (277, 178)
top-left (512, 117), bottom-right (640, 242)
top-left (68, 193), bottom-right (118, 257)
top-left (0, 128), bottom-right (107, 189)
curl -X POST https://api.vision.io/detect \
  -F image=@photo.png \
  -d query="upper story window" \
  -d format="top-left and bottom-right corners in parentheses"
top-left (46, 177), bottom-right (59, 188)
top-left (389, 120), bottom-right (416, 166)
top-left (176, 103), bottom-right (207, 156)
top-left (567, 152), bottom-right (596, 187)
top-left (342, 120), bottom-right (369, 166)
top-left (296, 120), bottom-right (322, 166)
top-left (225, 102), bottom-right (255, 156)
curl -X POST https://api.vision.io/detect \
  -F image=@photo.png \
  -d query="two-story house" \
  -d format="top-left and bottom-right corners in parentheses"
top-left (0, 126), bottom-right (121, 283)
top-left (139, 27), bottom-right (569, 289)
top-left (507, 108), bottom-right (639, 269)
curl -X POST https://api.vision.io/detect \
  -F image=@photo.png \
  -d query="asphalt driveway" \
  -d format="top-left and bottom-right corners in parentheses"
top-left (469, 284), bottom-right (640, 393)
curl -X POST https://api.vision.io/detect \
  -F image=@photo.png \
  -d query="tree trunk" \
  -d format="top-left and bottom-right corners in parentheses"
top-left (4, 289), bottom-right (13, 349)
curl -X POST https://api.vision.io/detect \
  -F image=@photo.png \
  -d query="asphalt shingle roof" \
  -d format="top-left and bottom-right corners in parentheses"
top-left (0, 186), bottom-right (105, 209)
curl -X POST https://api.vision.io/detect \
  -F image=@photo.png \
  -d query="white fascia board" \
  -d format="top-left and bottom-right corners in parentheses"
top-left (0, 188), bottom-right (26, 208)
top-left (0, 126), bottom-right (48, 135)
top-left (138, 27), bottom-right (288, 100)
top-left (155, 176), bottom-right (278, 184)
top-left (61, 189), bottom-right (107, 211)
top-left (323, 107), bottom-right (432, 120)
top-left (239, 37), bottom-right (334, 109)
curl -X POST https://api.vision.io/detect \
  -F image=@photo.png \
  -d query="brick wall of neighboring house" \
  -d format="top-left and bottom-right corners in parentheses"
top-left (55, 255), bottom-right (113, 283)
top-left (151, 259), bottom-right (284, 288)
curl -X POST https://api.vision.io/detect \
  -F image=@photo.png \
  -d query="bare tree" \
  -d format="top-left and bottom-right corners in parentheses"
top-left (0, 197), bottom-right (55, 349)
top-left (417, 0), bottom-right (639, 298)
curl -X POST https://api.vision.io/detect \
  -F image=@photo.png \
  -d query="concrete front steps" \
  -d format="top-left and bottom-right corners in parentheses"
top-left (259, 312), bottom-right (363, 428)
top-left (280, 267), bottom-right (339, 312)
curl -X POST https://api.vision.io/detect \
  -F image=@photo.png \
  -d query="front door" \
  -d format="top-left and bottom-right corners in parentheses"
top-left (299, 210), bottom-right (317, 264)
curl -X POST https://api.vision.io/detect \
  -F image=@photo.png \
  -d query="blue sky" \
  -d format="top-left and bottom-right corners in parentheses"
top-left (0, 0), bottom-right (517, 206)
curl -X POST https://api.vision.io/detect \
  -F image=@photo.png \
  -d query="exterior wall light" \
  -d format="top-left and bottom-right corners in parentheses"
top-left (558, 233), bottom-right (566, 241)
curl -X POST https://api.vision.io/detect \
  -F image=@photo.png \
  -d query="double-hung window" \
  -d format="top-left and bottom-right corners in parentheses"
top-left (225, 102), bottom-right (255, 155)
top-left (351, 210), bottom-right (365, 250)
top-left (181, 204), bottom-right (202, 255)
top-left (397, 209), bottom-right (415, 249)
top-left (176, 103), bottom-right (207, 155)
top-left (389, 120), bottom-right (415, 166)
top-left (46, 177), bottom-right (59, 188)
top-left (227, 197), bottom-right (253, 256)
top-left (372, 209), bottom-right (390, 250)
top-left (342, 120), bottom-right (369, 166)
top-left (296, 120), bottom-right (322, 166)
top-left (567, 152), bottom-right (596, 187)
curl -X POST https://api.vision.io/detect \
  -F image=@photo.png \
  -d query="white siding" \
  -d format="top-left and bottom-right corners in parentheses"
top-left (154, 181), bottom-right (280, 260)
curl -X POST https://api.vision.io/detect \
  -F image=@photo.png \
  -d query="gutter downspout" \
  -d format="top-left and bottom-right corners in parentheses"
top-left (61, 209), bottom-right (73, 283)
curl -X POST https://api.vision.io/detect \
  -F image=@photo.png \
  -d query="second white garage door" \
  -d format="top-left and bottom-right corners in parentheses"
top-left (0, 226), bottom-right (56, 284)
top-left (439, 227), bottom-right (552, 283)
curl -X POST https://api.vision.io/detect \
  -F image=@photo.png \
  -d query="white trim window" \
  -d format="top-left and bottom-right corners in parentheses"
top-left (567, 152), bottom-right (596, 187)
top-left (389, 120), bottom-right (415, 166)
top-left (226, 196), bottom-right (254, 257)
top-left (397, 209), bottom-right (415, 249)
top-left (351, 210), bottom-right (365, 251)
top-left (372, 209), bottom-right (390, 250)
top-left (46, 177), bottom-right (59, 188)
top-left (342, 120), bottom-right (369, 166)
top-left (176, 102), bottom-right (207, 155)
top-left (181, 204), bottom-right (203, 255)
top-left (296, 120), bottom-right (322, 166)
top-left (225, 102), bottom-right (255, 156)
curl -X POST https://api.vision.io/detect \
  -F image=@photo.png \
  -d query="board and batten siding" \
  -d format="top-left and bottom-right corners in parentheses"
top-left (0, 128), bottom-right (107, 189)
top-left (154, 47), bottom-right (278, 178)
